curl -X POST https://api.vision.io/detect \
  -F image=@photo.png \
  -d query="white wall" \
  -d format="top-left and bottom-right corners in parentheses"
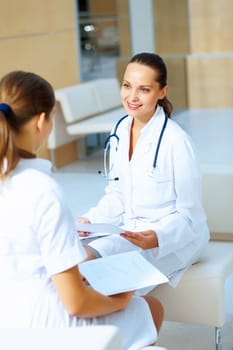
top-left (129, 0), bottom-right (155, 55)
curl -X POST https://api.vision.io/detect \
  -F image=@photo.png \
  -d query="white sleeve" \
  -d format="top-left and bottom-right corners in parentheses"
top-left (35, 181), bottom-right (87, 275)
top-left (83, 180), bottom-right (125, 225)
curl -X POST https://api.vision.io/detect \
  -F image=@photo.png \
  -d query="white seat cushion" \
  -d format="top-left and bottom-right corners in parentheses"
top-left (55, 82), bottom-right (101, 123)
top-left (67, 107), bottom-right (126, 135)
top-left (91, 78), bottom-right (122, 111)
top-left (150, 241), bottom-right (233, 326)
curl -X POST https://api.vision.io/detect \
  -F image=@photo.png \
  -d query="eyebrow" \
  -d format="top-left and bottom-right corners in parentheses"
top-left (122, 80), bottom-right (152, 88)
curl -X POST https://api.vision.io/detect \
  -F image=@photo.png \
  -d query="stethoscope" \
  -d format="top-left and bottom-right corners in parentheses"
top-left (99, 113), bottom-right (168, 181)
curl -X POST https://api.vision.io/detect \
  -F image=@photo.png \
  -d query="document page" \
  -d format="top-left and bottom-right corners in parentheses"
top-left (79, 251), bottom-right (168, 295)
top-left (77, 223), bottom-right (124, 239)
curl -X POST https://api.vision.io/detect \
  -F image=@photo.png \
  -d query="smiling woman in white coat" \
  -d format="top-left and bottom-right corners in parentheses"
top-left (78, 52), bottom-right (210, 292)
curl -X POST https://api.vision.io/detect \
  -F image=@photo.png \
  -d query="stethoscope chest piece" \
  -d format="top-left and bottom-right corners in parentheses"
top-left (147, 168), bottom-right (156, 178)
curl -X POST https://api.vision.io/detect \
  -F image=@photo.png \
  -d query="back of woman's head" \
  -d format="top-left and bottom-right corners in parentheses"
top-left (0, 70), bottom-right (55, 180)
top-left (128, 52), bottom-right (173, 117)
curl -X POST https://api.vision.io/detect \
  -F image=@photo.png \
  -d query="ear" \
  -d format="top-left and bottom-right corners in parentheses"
top-left (35, 112), bottom-right (46, 132)
top-left (158, 85), bottom-right (168, 100)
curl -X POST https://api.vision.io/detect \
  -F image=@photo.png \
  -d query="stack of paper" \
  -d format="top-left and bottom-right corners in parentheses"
top-left (79, 251), bottom-right (168, 295)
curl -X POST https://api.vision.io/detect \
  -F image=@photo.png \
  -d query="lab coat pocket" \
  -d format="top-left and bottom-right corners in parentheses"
top-left (153, 171), bottom-right (170, 184)
top-left (141, 168), bottom-right (174, 207)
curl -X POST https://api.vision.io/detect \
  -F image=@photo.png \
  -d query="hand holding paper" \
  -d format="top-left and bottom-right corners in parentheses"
top-left (77, 223), bottom-right (124, 239)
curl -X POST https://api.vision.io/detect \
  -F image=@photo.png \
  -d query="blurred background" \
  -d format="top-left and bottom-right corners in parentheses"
top-left (1, 0), bottom-right (232, 164)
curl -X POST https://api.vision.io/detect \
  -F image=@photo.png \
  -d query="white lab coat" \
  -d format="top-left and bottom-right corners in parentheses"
top-left (0, 159), bottom-right (157, 349)
top-left (84, 106), bottom-right (210, 289)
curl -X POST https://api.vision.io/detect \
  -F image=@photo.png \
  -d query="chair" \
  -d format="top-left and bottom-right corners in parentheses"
top-left (149, 240), bottom-right (233, 350)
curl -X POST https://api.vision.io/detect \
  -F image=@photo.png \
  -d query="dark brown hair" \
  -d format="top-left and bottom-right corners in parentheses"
top-left (0, 70), bottom-right (55, 180)
top-left (128, 52), bottom-right (173, 117)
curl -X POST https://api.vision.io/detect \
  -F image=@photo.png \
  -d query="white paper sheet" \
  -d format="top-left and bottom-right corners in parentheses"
top-left (77, 223), bottom-right (124, 239)
top-left (79, 251), bottom-right (168, 295)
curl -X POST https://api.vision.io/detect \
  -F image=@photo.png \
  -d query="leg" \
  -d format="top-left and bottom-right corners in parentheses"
top-left (82, 238), bottom-right (102, 261)
top-left (83, 245), bottom-right (100, 260)
top-left (215, 327), bottom-right (222, 350)
top-left (143, 295), bottom-right (164, 333)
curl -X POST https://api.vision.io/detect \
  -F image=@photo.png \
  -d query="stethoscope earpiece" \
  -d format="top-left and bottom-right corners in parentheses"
top-left (98, 170), bottom-right (119, 181)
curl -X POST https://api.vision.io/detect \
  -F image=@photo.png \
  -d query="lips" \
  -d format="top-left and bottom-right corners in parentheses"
top-left (127, 102), bottom-right (142, 110)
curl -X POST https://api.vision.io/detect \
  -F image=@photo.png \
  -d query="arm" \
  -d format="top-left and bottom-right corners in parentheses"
top-left (52, 266), bottom-right (133, 317)
top-left (36, 179), bottom-right (133, 317)
top-left (81, 181), bottom-right (125, 226)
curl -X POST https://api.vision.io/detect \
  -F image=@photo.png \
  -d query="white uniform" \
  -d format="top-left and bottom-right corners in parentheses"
top-left (84, 106), bottom-right (210, 289)
top-left (0, 159), bottom-right (156, 350)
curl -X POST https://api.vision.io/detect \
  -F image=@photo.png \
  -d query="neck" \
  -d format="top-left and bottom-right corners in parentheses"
top-left (18, 149), bottom-right (36, 159)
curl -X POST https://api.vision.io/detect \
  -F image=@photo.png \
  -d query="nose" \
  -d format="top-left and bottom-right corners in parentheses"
top-left (129, 89), bottom-right (138, 101)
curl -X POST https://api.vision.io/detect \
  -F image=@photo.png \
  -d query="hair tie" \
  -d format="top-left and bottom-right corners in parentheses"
top-left (0, 103), bottom-right (11, 117)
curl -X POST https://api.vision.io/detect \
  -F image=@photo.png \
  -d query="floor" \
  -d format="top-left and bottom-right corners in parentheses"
top-left (53, 142), bottom-right (233, 350)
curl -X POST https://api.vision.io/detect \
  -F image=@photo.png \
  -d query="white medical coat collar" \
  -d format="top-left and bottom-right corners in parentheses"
top-left (16, 158), bottom-right (53, 175)
top-left (139, 105), bottom-right (165, 135)
top-left (126, 105), bottom-right (165, 136)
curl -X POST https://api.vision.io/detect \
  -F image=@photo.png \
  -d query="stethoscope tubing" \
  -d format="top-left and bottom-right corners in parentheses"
top-left (153, 113), bottom-right (168, 168)
top-left (104, 113), bottom-right (168, 178)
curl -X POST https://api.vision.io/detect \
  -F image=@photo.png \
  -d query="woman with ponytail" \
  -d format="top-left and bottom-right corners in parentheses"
top-left (0, 71), bottom-right (164, 350)
top-left (78, 52), bottom-right (209, 294)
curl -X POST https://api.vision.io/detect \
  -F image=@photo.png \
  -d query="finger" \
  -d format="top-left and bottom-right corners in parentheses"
top-left (78, 231), bottom-right (91, 237)
top-left (77, 217), bottom-right (90, 224)
top-left (121, 232), bottom-right (137, 238)
top-left (121, 232), bottom-right (144, 241)
top-left (121, 235), bottom-right (141, 246)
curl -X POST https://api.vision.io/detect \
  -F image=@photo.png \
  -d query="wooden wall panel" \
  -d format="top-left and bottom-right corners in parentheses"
top-left (0, 0), bottom-right (76, 37)
top-left (115, 57), bottom-right (129, 83)
top-left (89, 0), bottom-right (117, 14)
top-left (153, 0), bottom-right (190, 55)
top-left (164, 56), bottom-right (188, 110)
top-left (117, 0), bottom-right (131, 56)
top-left (0, 32), bottom-right (79, 89)
top-left (0, 0), bottom-right (80, 164)
top-left (190, 0), bottom-right (233, 53)
top-left (186, 55), bottom-right (233, 108)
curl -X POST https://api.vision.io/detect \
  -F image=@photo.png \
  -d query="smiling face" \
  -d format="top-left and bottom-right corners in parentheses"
top-left (120, 62), bottom-right (167, 124)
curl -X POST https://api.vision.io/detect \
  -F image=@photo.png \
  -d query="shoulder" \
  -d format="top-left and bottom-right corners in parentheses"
top-left (12, 159), bottom-right (62, 200)
top-left (165, 117), bottom-right (199, 161)
top-left (166, 117), bottom-right (194, 143)
top-left (113, 114), bottom-right (131, 133)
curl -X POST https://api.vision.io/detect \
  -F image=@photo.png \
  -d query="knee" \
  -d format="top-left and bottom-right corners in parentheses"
top-left (143, 296), bottom-right (164, 333)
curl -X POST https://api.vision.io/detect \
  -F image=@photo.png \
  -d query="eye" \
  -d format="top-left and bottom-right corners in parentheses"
top-left (140, 87), bottom-right (150, 93)
top-left (122, 82), bottom-right (130, 89)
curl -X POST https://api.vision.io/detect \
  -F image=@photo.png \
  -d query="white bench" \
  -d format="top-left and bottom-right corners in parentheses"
top-left (150, 241), bottom-right (233, 350)
top-left (48, 78), bottom-right (125, 164)
top-left (150, 109), bottom-right (233, 350)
